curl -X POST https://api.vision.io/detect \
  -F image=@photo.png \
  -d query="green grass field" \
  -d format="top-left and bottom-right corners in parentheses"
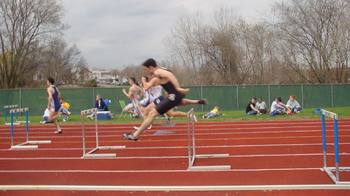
top-left (1, 107), bottom-right (350, 125)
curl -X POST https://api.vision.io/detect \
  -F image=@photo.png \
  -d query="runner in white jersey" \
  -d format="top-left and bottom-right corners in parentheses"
top-left (122, 77), bottom-right (143, 116)
top-left (149, 85), bottom-right (162, 102)
top-left (139, 76), bottom-right (162, 107)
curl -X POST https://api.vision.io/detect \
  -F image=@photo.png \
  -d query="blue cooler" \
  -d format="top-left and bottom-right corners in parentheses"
top-left (97, 111), bottom-right (112, 120)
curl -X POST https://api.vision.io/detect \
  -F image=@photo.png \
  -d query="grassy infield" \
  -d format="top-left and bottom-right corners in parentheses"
top-left (1, 107), bottom-right (350, 125)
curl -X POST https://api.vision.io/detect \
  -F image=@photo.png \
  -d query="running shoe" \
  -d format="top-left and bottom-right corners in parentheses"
top-left (54, 129), bottom-right (62, 134)
top-left (122, 133), bottom-right (138, 141)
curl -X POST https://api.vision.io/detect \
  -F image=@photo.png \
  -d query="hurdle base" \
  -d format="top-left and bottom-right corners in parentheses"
top-left (27, 140), bottom-right (52, 145)
top-left (188, 165), bottom-right (231, 171)
top-left (82, 153), bottom-right (116, 159)
top-left (97, 146), bottom-right (126, 150)
top-left (10, 145), bottom-right (38, 150)
top-left (5, 123), bottom-right (20, 126)
top-left (196, 154), bottom-right (230, 158)
top-left (324, 167), bottom-right (350, 185)
top-left (16, 121), bottom-right (30, 124)
top-left (81, 146), bottom-right (126, 159)
top-left (187, 154), bottom-right (231, 171)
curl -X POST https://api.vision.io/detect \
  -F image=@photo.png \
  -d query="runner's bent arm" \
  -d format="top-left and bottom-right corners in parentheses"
top-left (142, 77), bottom-right (161, 90)
top-left (162, 72), bottom-right (189, 94)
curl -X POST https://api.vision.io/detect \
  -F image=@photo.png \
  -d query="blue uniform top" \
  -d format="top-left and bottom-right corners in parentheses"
top-left (51, 85), bottom-right (61, 112)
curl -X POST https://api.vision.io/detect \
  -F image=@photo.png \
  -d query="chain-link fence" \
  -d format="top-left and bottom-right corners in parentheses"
top-left (1, 84), bottom-right (349, 115)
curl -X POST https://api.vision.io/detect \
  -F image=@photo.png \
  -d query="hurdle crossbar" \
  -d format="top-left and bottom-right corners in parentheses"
top-left (319, 109), bottom-right (350, 184)
top-left (3, 105), bottom-right (19, 125)
top-left (187, 108), bottom-right (231, 171)
top-left (81, 108), bottom-right (125, 159)
top-left (9, 108), bottom-right (51, 150)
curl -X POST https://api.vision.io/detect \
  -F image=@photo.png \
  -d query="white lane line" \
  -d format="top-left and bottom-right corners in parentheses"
top-left (2, 128), bottom-right (350, 139)
top-left (0, 153), bottom-right (349, 160)
top-left (0, 121), bottom-right (336, 130)
top-left (0, 184), bottom-right (350, 191)
top-left (0, 167), bottom-right (322, 173)
top-left (1, 134), bottom-right (348, 145)
top-left (1, 142), bottom-right (350, 152)
top-left (1, 124), bottom-right (350, 135)
top-left (0, 120), bottom-right (349, 130)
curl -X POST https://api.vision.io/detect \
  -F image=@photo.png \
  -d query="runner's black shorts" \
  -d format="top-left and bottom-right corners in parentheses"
top-left (153, 93), bottom-right (185, 115)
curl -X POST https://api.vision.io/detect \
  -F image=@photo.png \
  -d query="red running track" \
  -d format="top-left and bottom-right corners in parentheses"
top-left (0, 119), bottom-right (350, 195)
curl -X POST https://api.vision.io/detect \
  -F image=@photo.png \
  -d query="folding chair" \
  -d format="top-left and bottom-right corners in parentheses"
top-left (119, 100), bottom-right (129, 118)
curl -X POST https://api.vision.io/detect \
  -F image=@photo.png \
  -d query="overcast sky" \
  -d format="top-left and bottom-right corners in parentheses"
top-left (61, 0), bottom-right (277, 69)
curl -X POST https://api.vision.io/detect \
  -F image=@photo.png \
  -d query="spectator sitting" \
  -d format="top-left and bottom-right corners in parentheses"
top-left (270, 97), bottom-right (288, 116)
top-left (256, 97), bottom-right (268, 114)
top-left (95, 95), bottom-right (109, 111)
top-left (59, 97), bottom-right (71, 122)
top-left (203, 106), bottom-right (221, 119)
top-left (286, 95), bottom-right (302, 114)
top-left (246, 97), bottom-right (261, 115)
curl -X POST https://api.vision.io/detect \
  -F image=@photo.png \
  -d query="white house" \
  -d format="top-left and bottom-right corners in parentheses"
top-left (90, 69), bottom-right (121, 85)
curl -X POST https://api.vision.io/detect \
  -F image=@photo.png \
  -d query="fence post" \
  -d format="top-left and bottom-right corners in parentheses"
top-left (19, 88), bottom-right (22, 109)
top-left (200, 85), bottom-right (204, 113)
top-left (301, 84), bottom-right (304, 108)
top-left (268, 85), bottom-right (271, 107)
top-left (92, 87), bottom-right (95, 106)
top-left (331, 84), bottom-right (334, 108)
top-left (236, 85), bottom-right (239, 110)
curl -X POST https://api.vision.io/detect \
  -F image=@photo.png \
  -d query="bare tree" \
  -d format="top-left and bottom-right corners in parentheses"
top-left (73, 57), bottom-right (90, 84)
top-left (120, 65), bottom-right (143, 84)
top-left (167, 8), bottom-right (275, 85)
top-left (38, 38), bottom-right (84, 85)
top-left (0, 0), bottom-right (64, 88)
top-left (167, 9), bottom-right (240, 85)
top-left (273, 0), bottom-right (350, 83)
top-left (167, 14), bottom-right (205, 84)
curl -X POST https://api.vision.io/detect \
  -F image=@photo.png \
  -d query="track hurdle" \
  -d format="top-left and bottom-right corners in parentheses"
top-left (81, 108), bottom-right (126, 159)
top-left (9, 108), bottom-right (51, 150)
top-left (187, 108), bottom-right (231, 171)
top-left (3, 105), bottom-right (19, 125)
top-left (317, 108), bottom-right (350, 184)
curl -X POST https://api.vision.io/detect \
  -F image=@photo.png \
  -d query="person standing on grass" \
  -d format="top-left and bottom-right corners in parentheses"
top-left (46, 77), bottom-right (62, 134)
top-left (123, 58), bottom-right (206, 141)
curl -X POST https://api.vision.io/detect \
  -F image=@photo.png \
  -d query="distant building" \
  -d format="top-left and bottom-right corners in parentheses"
top-left (32, 67), bottom-right (127, 86)
top-left (90, 69), bottom-right (122, 85)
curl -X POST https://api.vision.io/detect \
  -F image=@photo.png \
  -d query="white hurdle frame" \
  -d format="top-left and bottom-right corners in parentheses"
top-left (81, 108), bottom-right (126, 159)
top-left (187, 108), bottom-right (231, 171)
top-left (9, 108), bottom-right (51, 150)
top-left (319, 109), bottom-right (350, 184)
